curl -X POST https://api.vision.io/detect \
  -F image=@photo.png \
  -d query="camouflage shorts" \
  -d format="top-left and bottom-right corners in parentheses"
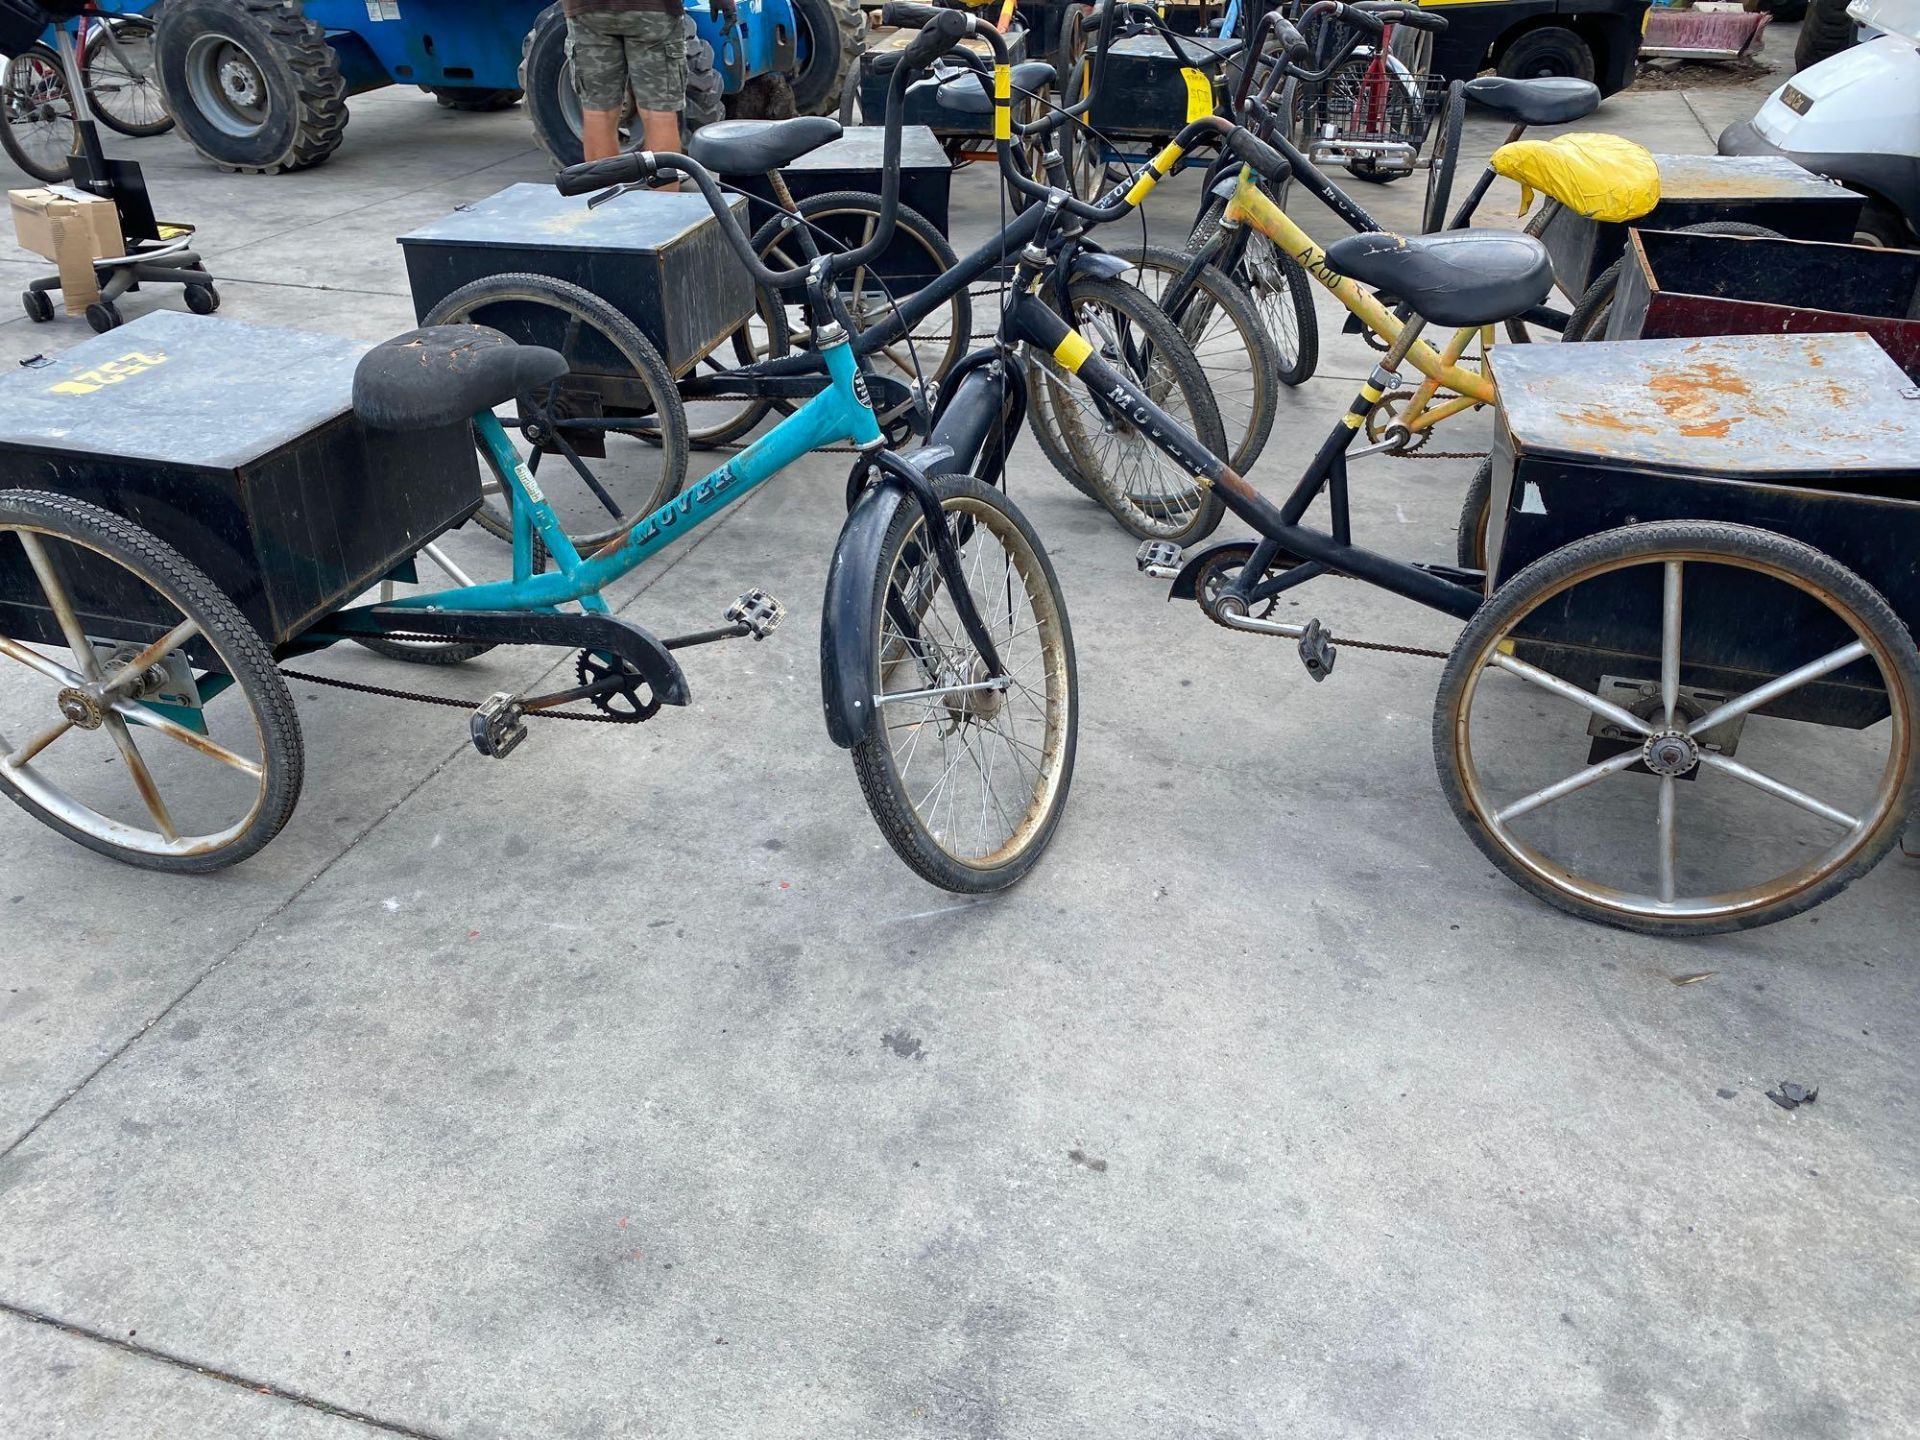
top-left (568, 11), bottom-right (686, 114)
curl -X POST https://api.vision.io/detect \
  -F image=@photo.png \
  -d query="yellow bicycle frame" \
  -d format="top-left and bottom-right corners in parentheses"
top-left (1222, 166), bottom-right (1497, 436)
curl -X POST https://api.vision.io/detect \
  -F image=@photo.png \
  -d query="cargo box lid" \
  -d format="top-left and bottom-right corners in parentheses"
top-left (398, 183), bottom-right (744, 256)
top-left (1651, 153), bottom-right (1861, 205)
top-left (1487, 332), bottom-right (1920, 480)
top-left (0, 312), bottom-right (361, 471)
top-left (783, 124), bottom-right (949, 174)
top-left (1107, 32), bottom-right (1242, 67)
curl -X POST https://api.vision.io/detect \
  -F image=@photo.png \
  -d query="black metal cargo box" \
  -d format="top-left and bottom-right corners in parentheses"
top-left (1482, 333), bottom-right (1920, 727)
top-left (857, 25), bottom-right (1030, 137)
top-left (1606, 229), bottom-right (1920, 382)
top-left (731, 125), bottom-right (953, 288)
top-left (1535, 155), bottom-right (1864, 298)
top-left (399, 185), bottom-right (756, 376)
top-left (1085, 32), bottom-right (1239, 138)
top-left (0, 313), bottom-right (480, 651)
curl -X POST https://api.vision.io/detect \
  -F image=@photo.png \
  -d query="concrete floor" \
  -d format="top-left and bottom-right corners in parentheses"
top-left (5, 34), bottom-right (1919, 1440)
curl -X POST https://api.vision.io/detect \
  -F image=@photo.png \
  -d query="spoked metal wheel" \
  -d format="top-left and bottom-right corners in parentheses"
top-left (83, 17), bottom-right (174, 138)
top-left (752, 192), bottom-right (970, 433)
top-left (853, 476), bottom-right (1077, 893)
top-left (1032, 276), bottom-right (1228, 545)
top-left (0, 492), bottom-right (302, 872)
top-left (1, 44), bottom-right (78, 184)
top-left (1185, 191), bottom-right (1320, 387)
top-left (1107, 241), bottom-right (1279, 475)
top-left (1435, 521), bottom-right (1920, 935)
top-left (423, 273), bottom-right (688, 549)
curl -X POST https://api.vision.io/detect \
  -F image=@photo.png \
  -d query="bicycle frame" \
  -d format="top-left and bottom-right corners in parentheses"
top-left (374, 336), bottom-right (885, 616)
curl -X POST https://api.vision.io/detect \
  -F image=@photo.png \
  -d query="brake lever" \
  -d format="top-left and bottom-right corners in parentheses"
top-left (587, 181), bottom-right (648, 210)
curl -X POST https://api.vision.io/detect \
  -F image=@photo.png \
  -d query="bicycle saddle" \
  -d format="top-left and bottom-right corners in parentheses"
top-left (684, 115), bottom-right (842, 176)
top-left (923, 61), bottom-right (1058, 116)
top-left (1324, 230), bottom-right (1554, 329)
top-left (352, 326), bottom-right (568, 432)
top-left (1463, 76), bottom-right (1601, 127)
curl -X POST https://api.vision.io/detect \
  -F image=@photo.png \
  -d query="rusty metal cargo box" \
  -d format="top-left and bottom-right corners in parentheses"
top-left (1482, 333), bottom-right (1920, 727)
top-left (0, 312), bottom-right (480, 651)
top-left (731, 125), bottom-right (952, 287)
top-left (1085, 32), bottom-right (1239, 138)
top-left (399, 185), bottom-right (755, 375)
top-left (1606, 228), bottom-right (1920, 382)
top-left (1536, 155), bottom-right (1864, 298)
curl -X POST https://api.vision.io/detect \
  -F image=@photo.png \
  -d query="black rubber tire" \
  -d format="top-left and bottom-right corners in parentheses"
top-left (1423, 80), bottom-right (1465, 234)
top-left (1187, 193), bottom-right (1320, 387)
top-left (1496, 26), bottom-right (1595, 82)
top-left (1564, 221), bottom-right (1783, 342)
top-left (1434, 520), bottom-right (1920, 935)
top-left (750, 190), bottom-right (970, 434)
top-left (85, 301), bottom-right (122, 333)
top-left (429, 85), bottom-right (523, 112)
top-left (851, 475), bottom-right (1076, 893)
top-left (184, 283), bottom-right (219, 315)
top-left (1796, 0), bottom-right (1859, 70)
top-left (1455, 455), bottom-right (1494, 571)
top-left (1766, 0), bottom-right (1808, 20)
top-left (422, 272), bottom-right (689, 549)
top-left (1033, 276), bottom-right (1229, 545)
top-left (1106, 240), bottom-right (1280, 476)
top-left (21, 289), bottom-right (54, 323)
top-left (790, 0), bottom-right (865, 117)
top-left (0, 490), bottom-right (304, 873)
top-left (1855, 197), bottom-right (1916, 249)
top-left (1, 43), bottom-right (78, 183)
top-left (684, 16), bottom-right (724, 131)
top-left (82, 16), bottom-right (175, 138)
top-left (154, 0), bottom-right (348, 173)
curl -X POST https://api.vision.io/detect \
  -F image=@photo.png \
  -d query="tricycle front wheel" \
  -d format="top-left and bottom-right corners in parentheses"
top-left (0, 491), bottom-right (303, 872)
top-left (1434, 521), bottom-right (1920, 935)
top-left (852, 476), bottom-right (1077, 893)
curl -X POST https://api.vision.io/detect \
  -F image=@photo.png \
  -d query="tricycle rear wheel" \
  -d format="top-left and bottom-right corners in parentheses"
top-left (0, 491), bottom-right (303, 872)
top-left (1435, 521), bottom-right (1920, 935)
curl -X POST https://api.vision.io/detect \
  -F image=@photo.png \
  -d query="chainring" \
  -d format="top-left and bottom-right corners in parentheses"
top-left (1192, 543), bottom-right (1287, 628)
top-left (575, 648), bottom-right (660, 721)
top-left (1364, 389), bottom-right (1430, 451)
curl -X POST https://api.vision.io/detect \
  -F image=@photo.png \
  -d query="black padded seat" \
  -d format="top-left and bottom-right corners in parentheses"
top-left (1463, 76), bottom-right (1600, 126)
top-left (1324, 230), bottom-right (1555, 329)
top-left (685, 115), bottom-right (842, 176)
top-left (353, 326), bottom-right (567, 433)
top-left (927, 60), bottom-right (1058, 116)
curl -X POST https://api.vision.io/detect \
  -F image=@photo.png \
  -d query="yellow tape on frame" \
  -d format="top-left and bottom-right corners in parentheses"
top-left (993, 63), bottom-right (1011, 140)
top-left (1053, 330), bottom-right (1095, 372)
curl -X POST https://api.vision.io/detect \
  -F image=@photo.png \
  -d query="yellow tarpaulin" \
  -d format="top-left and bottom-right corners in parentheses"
top-left (1491, 133), bottom-right (1660, 222)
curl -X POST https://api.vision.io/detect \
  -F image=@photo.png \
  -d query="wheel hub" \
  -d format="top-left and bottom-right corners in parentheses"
top-left (219, 58), bottom-right (261, 108)
top-left (1642, 729), bottom-right (1700, 778)
top-left (56, 686), bottom-right (105, 730)
top-left (942, 656), bottom-right (1003, 725)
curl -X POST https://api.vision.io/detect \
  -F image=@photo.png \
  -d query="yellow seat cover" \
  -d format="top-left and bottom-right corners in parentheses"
top-left (1490, 132), bottom-right (1660, 222)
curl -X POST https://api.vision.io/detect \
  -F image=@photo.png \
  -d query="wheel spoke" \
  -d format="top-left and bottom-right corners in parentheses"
top-left (104, 714), bottom-right (178, 841)
top-left (0, 634), bottom-right (85, 687)
top-left (100, 616), bottom-right (200, 696)
top-left (19, 532), bottom-right (104, 677)
top-left (1657, 775), bottom-right (1677, 904)
top-left (1686, 641), bottom-right (1870, 739)
top-left (1493, 748), bottom-right (1641, 825)
top-left (1490, 651), bottom-right (1654, 736)
top-left (1660, 560), bottom-right (1682, 728)
top-left (2, 715), bottom-right (74, 770)
top-left (114, 698), bottom-right (263, 778)
top-left (1696, 752), bottom-right (1858, 830)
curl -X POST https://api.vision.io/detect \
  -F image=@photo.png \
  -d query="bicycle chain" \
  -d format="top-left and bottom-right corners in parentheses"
top-left (280, 654), bottom-right (637, 724)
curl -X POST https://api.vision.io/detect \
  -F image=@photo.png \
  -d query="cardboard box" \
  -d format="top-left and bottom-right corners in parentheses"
top-left (9, 186), bottom-right (125, 314)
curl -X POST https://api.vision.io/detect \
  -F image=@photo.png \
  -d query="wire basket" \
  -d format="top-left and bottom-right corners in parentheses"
top-left (1297, 62), bottom-right (1451, 176)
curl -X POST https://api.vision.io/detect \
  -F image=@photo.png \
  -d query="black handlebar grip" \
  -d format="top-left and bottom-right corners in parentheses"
top-left (1349, 2), bottom-right (1447, 31)
top-left (555, 151), bottom-right (650, 196)
top-left (1226, 127), bottom-right (1293, 184)
top-left (1270, 14), bottom-right (1307, 52)
top-left (897, 7), bottom-right (972, 70)
top-left (879, 1), bottom-right (942, 27)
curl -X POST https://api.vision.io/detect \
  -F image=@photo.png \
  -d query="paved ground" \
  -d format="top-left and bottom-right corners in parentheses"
top-left (6, 31), bottom-right (1920, 1440)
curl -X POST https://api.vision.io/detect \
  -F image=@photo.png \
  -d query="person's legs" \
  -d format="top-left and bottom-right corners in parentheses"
top-left (622, 13), bottom-right (688, 189)
top-left (566, 14), bottom-right (634, 162)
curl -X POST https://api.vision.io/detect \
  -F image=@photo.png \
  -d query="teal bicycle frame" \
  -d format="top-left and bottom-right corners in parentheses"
top-left (379, 337), bottom-right (884, 617)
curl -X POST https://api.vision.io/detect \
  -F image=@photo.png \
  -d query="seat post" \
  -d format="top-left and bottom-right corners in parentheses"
top-left (767, 170), bottom-right (800, 215)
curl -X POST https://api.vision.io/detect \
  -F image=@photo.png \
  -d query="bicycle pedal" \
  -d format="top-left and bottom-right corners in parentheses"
top-left (470, 692), bottom-right (528, 759)
top-left (1297, 618), bottom-right (1337, 683)
top-left (726, 588), bottom-right (785, 640)
top-left (1136, 540), bottom-right (1183, 579)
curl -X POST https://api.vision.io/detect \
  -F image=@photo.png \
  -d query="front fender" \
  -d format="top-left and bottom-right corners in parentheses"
top-left (1069, 250), bottom-right (1132, 283)
top-left (820, 476), bottom-right (914, 748)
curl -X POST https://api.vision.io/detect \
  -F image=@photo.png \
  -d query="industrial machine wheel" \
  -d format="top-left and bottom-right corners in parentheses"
top-left (154, 0), bottom-right (348, 173)
top-left (0, 490), bottom-right (304, 873)
top-left (789, 0), bottom-right (865, 116)
top-left (1434, 521), bottom-right (1920, 935)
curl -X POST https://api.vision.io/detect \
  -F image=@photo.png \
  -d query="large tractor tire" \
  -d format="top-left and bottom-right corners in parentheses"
top-left (522, 5), bottom-right (723, 168)
top-left (153, 0), bottom-right (347, 173)
top-left (789, 0), bottom-right (865, 115)
top-left (1795, 0), bottom-right (1859, 70)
